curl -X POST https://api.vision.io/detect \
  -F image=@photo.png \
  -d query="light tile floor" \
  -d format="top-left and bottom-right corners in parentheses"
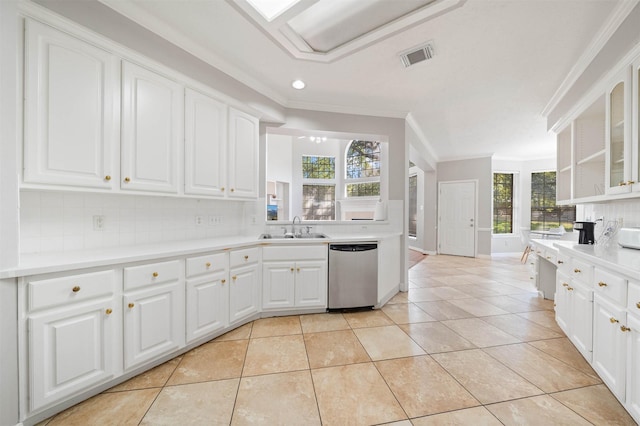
top-left (39, 254), bottom-right (637, 425)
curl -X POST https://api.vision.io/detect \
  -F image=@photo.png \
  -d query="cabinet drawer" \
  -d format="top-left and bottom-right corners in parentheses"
top-left (230, 247), bottom-right (260, 268)
top-left (124, 260), bottom-right (180, 291)
top-left (186, 252), bottom-right (227, 278)
top-left (627, 281), bottom-right (640, 313)
top-left (594, 268), bottom-right (627, 306)
top-left (541, 251), bottom-right (557, 264)
top-left (556, 252), bottom-right (570, 274)
top-left (263, 245), bottom-right (327, 261)
top-left (571, 258), bottom-right (593, 285)
top-left (28, 270), bottom-right (117, 311)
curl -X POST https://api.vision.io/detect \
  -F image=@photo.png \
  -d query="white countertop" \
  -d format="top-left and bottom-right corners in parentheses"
top-left (552, 240), bottom-right (640, 280)
top-left (0, 232), bottom-right (402, 279)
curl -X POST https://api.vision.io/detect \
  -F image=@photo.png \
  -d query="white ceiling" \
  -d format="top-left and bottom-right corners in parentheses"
top-left (99, 0), bottom-right (622, 162)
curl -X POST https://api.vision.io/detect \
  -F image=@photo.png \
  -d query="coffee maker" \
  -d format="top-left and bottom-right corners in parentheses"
top-left (574, 221), bottom-right (596, 244)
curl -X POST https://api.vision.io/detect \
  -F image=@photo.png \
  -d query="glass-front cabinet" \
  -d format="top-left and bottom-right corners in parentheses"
top-left (574, 95), bottom-right (606, 200)
top-left (556, 124), bottom-right (572, 203)
top-left (605, 68), bottom-right (632, 195)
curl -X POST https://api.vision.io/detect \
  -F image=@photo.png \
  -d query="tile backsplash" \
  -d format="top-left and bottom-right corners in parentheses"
top-left (581, 198), bottom-right (640, 244)
top-left (20, 191), bottom-right (247, 254)
top-left (20, 192), bottom-right (404, 255)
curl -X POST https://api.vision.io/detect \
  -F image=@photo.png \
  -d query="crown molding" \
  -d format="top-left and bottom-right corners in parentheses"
top-left (97, 0), bottom-right (288, 107)
top-left (405, 113), bottom-right (438, 170)
top-left (228, 0), bottom-right (466, 63)
top-left (285, 99), bottom-right (409, 119)
top-left (541, 0), bottom-right (640, 118)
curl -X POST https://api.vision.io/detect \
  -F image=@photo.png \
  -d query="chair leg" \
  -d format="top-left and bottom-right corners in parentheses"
top-left (521, 245), bottom-right (531, 263)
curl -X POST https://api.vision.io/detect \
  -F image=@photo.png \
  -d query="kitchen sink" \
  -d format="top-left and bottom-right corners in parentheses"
top-left (259, 233), bottom-right (328, 239)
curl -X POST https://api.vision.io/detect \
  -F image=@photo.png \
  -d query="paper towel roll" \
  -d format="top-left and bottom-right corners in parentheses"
top-left (374, 200), bottom-right (387, 221)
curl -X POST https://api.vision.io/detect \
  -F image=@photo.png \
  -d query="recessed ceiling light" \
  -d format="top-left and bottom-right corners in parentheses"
top-left (292, 79), bottom-right (306, 90)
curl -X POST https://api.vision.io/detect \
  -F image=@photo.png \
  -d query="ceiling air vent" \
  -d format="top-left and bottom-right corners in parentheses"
top-left (400, 42), bottom-right (435, 67)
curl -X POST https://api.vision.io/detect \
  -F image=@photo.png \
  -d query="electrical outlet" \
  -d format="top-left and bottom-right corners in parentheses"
top-left (195, 215), bottom-right (203, 226)
top-left (93, 215), bottom-right (105, 231)
top-left (250, 215), bottom-right (256, 224)
top-left (208, 216), bottom-right (216, 226)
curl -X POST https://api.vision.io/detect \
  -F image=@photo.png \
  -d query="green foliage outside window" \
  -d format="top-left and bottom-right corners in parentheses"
top-left (346, 141), bottom-right (380, 179)
top-left (531, 171), bottom-right (575, 231)
top-left (346, 140), bottom-right (380, 197)
top-left (493, 173), bottom-right (513, 234)
top-left (346, 182), bottom-right (380, 197)
top-left (303, 156), bottom-right (335, 179)
top-left (302, 184), bottom-right (335, 220)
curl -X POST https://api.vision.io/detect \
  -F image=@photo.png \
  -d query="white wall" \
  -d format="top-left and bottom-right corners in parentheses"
top-left (437, 157), bottom-right (493, 256)
top-left (266, 134), bottom-right (293, 184)
top-left (0, 0), bottom-right (20, 423)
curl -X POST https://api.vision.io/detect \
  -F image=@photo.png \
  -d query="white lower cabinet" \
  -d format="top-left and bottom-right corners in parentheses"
top-left (593, 294), bottom-right (627, 401)
top-left (569, 282), bottom-right (594, 360)
top-left (228, 247), bottom-right (261, 324)
top-left (555, 272), bottom-right (571, 333)
top-left (262, 245), bottom-right (327, 311)
top-left (123, 261), bottom-right (184, 370)
top-left (626, 314), bottom-right (640, 421)
top-left (229, 264), bottom-right (260, 324)
top-left (24, 270), bottom-right (120, 412)
top-left (554, 272), bottom-right (593, 362)
top-left (185, 252), bottom-right (229, 343)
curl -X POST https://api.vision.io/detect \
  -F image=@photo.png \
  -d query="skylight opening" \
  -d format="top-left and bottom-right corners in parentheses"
top-left (246, 0), bottom-right (301, 22)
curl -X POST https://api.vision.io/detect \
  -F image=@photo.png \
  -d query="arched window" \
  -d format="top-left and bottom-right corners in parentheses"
top-left (345, 140), bottom-right (381, 197)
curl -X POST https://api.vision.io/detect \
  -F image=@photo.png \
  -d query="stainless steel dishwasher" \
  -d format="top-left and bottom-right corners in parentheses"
top-left (328, 242), bottom-right (378, 310)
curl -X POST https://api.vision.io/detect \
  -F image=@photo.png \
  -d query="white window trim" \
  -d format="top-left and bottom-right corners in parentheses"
top-left (492, 171), bottom-right (518, 237)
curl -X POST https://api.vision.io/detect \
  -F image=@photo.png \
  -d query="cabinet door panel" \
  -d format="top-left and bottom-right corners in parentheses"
top-left (262, 262), bottom-right (295, 310)
top-left (24, 20), bottom-right (118, 189)
top-left (228, 108), bottom-right (258, 199)
top-left (295, 261), bottom-right (327, 308)
top-left (186, 272), bottom-right (229, 343)
top-left (569, 283), bottom-right (593, 362)
top-left (592, 295), bottom-right (627, 400)
top-left (121, 61), bottom-right (182, 193)
top-left (626, 315), bottom-right (640, 423)
top-left (124, 282), bottom-right (184, 370)
top-left (184, 88), bottom-right (227, 196)
top-left (605, 69), bottom-right (632, 194)
top-left (229, 265), bottom-right (259, 323)
top-left (555, 273), bottom-right (571, 334)
top-left (29, 298), bottom-right (117, 411)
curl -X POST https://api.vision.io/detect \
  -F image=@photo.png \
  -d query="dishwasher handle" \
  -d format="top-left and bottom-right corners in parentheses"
top-left (329, 243), bottom-right (377, 252)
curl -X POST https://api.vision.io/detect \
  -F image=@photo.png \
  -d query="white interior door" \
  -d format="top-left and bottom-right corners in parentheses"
top-left (438, 181), bottom-right (476, 257)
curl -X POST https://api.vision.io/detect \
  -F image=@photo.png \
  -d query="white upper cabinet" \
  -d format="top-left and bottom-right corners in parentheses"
top-left (184, 88), bottom-right (227, 197)
top-left (23, 20), bottom-right (119, 189)
top-left (22, 19), bottom-right (258, 200)
top-left (228, 108), bottom-right (259, 199)
top-left (556, 125), bottom-right (572, 203)
top-left (605, 68), bottom-right (632, 195)
top-left (121, 61), bottom-right (183, 194)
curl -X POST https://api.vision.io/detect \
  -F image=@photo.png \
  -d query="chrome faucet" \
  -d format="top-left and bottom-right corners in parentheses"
top-left (292, 216), bottom-right (302, 236)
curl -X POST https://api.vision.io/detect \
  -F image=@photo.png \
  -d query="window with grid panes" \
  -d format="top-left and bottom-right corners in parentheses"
top-left (531, 171), bottom-right (576, 231)
top-left (493, 173), bottom-right (514, 234)
top-left (346, 140), bottom-right (380, 197)
top-left (301, 156), bottom-right (336, 220)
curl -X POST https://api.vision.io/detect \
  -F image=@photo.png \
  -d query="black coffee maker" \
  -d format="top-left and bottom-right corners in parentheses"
top-left (574, 221), bottom-right (596, 244)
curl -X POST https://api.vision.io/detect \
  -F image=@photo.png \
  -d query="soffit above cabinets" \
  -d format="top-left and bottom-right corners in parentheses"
top-left (228, 0), bottom-right (465, 62)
